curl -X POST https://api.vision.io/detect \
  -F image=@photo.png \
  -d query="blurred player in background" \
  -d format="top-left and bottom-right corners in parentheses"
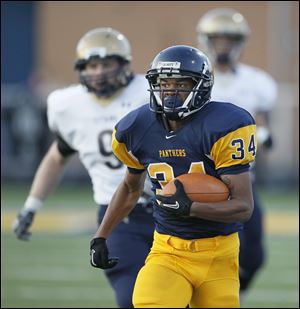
top-left (90, 45), bottom-right (257, 307)
top-left (196, 8), bottom-right (278, 302)
top-left (13, 27), bottom-right (155, 308)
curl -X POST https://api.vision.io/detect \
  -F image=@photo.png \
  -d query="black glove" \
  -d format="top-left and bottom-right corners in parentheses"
top-left (13, 209), bottom-right (35, 241)
top-left (90, 237), bottom-right (119, 269)
top-left (156, 180), bottom-right (192, 216)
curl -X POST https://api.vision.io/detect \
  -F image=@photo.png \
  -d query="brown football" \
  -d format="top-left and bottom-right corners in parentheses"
top-left (161, 173), bottom-right (229, 203)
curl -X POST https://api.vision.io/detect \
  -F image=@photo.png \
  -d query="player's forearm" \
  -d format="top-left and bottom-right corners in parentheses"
top-left (94, 181), bottom-right (142, 239)
top-left (190, 198), bottom-right (253, 223)
top-left (190, 172), bottom-right (254, 223)
top-left (28, 143), bottom-right (69, 202)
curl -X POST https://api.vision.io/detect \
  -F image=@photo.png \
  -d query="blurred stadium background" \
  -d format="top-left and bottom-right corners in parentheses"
top-left (1, 1), bottom-right (299, 308)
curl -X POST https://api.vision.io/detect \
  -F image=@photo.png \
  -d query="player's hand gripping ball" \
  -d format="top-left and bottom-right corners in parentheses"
top-left (156, 173), bottom-right (229, 216)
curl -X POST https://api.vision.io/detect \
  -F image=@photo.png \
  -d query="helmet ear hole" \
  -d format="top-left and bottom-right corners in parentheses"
top-left (74, 59), bottom-right (87, 71)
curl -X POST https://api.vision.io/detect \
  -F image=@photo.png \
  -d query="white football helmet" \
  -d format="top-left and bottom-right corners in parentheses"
top-left (196, 8), bottom-right (250, 66)
top-left (75, 27), bottom-right (133, 97)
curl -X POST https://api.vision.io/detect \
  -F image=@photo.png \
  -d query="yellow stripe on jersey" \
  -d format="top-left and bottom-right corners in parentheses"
top-left (111, 129), bottom-right (145, 170)
top-left (210, 124), bottom-right (257, 170)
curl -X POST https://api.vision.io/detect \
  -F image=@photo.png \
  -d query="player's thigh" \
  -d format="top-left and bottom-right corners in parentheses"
top-left (110, 274), bottom-right (136, 308)
top-left (191, 278), bottom-right (240, 308)
top-left (133, 263), bottom-right (192, 308)
top-left (105, 230), bottom-right (153, 307)
top-left (107, 230), bottom-right (150, 267)
top-left (105, 227), bottom-right (151, 290)
top-left (191, 236), bottom-right (240, 308)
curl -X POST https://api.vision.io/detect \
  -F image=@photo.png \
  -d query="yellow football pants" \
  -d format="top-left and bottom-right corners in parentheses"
top-left (133, 231), bottom-right (240, 308)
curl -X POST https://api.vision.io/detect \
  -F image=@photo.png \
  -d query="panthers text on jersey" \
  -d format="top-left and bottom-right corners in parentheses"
top-left (47, 74), bottom-right (149, 205)
top-left (211, 63), bottom-right (277, 117)
top-left (112, 102), bottom-right (257, 239)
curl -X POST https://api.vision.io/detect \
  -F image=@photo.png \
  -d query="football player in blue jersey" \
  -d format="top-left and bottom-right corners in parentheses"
top-left (90, 45), bottom-right (257, 308)
top-left (13, 27), bottom-right (154, 308)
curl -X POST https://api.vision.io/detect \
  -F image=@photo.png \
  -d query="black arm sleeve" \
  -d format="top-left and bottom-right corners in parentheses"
top-left (56, 134), bottom-right (77, 157)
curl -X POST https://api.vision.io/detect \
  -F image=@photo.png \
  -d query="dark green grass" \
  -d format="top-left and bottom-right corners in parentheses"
top-left (242, 235), bottom-right (299, 308)
top-left (1, 233), bottom-right (117, 308)
top-left (1, 233), bottom-right (298, 308)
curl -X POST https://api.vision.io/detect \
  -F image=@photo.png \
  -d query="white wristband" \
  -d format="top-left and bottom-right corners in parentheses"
top-left (257, 126), bottom-right (270, 144)
top-left (24, 196), bottom-right (44, 211)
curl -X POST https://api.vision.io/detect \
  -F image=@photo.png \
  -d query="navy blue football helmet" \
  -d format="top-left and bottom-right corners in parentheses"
top-left (146, 45), bottom-right (214, 120)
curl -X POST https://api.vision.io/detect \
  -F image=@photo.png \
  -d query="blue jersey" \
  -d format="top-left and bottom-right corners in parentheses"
top-left (112, 101), bottom-right (257, 239)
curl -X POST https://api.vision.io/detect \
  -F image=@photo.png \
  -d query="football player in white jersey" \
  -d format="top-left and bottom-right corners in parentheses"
top-left (13, 27), bottom-right (155, 308)
top-left (196, 8), bottom-right (278, 302)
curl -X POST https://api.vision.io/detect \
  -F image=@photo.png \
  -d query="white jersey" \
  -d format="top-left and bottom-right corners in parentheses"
top-left (211, 63), bottom-right (277, 117)
top-left (47, 75), bottom-right (149, 205)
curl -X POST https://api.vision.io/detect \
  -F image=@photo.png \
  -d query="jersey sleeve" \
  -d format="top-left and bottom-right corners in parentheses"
top-left (47, 90), bottom-right (60, 134)
top-left (112, 129), bottom-right (144, 170)
top-left (56, 133), bottom-right (77, 157)
top-left (210, 124), bottom-right (257, 173)
top-left (203, 104), bottom-right (257, 175)
top-left (111, 108), bottom-right (145, 171)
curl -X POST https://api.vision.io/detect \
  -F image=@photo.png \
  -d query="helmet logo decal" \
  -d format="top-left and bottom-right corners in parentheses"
top-left (157, 61), bottom-right (181, 69)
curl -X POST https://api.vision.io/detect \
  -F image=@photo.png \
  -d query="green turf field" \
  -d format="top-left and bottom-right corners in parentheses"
top-left (1, 183), bottom-right (299, 308)
top-left (1, 233), bottom-right (116, 308)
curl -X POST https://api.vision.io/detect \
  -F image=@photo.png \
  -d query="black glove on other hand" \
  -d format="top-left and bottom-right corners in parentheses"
top-left (90, 237), bottom-right (119, 269)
